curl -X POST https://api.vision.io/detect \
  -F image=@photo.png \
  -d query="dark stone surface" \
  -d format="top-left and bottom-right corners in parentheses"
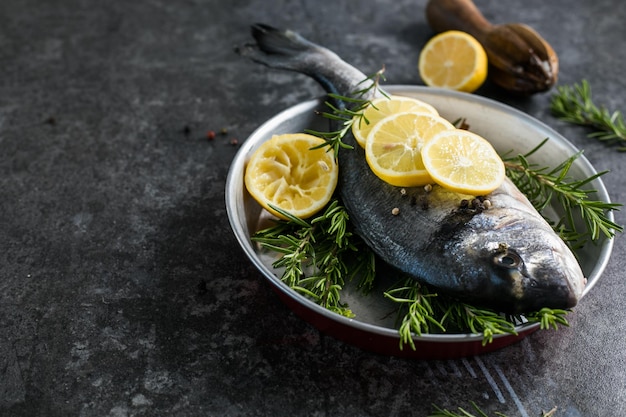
top-left (1, 0), bottom-right (625, 416)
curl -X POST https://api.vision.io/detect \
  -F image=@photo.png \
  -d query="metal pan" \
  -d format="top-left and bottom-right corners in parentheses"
top-left (225, 86), bottom-right (615, 359)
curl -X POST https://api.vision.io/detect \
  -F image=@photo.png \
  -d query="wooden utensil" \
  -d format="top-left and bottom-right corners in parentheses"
top-left (425, 0), bottom-right (559, 94)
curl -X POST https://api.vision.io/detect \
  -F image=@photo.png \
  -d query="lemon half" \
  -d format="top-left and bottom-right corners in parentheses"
top-left (418, 30), bottom-right (488, 93)
top-left (244, 133), bottom-right (338, 219)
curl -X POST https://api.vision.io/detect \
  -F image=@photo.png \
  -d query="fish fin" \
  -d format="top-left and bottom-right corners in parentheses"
top-left (251, 24), bottom-right (316, 57)
top-left (236, 24), bottom-right (370, 99)
top-left (235, 24), bottom-right (327, 74)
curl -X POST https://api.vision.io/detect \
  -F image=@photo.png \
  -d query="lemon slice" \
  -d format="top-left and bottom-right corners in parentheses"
top-left (244, 133), bottom-right (338, 219)
top-left (421, 129), bottom-right (505, 195)
top-left (352, 95), bottom-right (439, 148)
top-left (365, 111), bottom-right (455, 187)
top-left (418, 30), bottom-right (488, 93)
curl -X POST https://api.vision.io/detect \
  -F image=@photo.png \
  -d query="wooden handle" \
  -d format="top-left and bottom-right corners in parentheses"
top-left (425, 0), bottom-right (493, 40)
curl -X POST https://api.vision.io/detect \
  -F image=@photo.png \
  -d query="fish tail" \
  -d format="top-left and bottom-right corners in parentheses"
top-left (237, 24), bottom-right (372, 99)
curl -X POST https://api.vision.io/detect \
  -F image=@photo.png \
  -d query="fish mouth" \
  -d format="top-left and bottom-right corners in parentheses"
top-left (518, 273), bottom-right (579, 311)
top-left (469, 272), bottom-right (577, 314)
top-left (506, 259), bottom-right (582, 313)
top-left (519, 242), bottom-right (586, 312)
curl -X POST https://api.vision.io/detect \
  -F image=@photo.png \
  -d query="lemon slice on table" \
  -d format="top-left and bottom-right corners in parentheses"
top-left (421, 129), bottom-right (505, 195)
top-left (352, 95), bottom-right (439, 148)
top-left (365, 111), bottom-right (454, 187)
top-left (418, 30), bottom-right (488, 93)
top-left (244, 133), bottom-right (338, 220)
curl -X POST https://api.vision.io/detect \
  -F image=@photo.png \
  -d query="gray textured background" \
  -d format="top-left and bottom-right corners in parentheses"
top-left (1, 0), bottom-right (625, 416)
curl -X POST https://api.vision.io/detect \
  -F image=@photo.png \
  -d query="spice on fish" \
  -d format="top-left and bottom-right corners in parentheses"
top-left (459, 196), bottom-right (491, 212)
top-left (392, 207), bottom-right (400, 216)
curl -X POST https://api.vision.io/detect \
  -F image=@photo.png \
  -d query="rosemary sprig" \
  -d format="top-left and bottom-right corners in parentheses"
top-left (503, 139), bottom-right (623, 247)
top-left (430, 403), bottom-right (557, 417)
top-left (440, 303), bottom-right (517, 346)
top-left (384, 280), bottom-right (445, 350)
top-left (430, 402), bottom-right (503, 417)
top-left (254, 197), bottom-right (575, 345)
top-left (306, 67), bottom-right (388, 157)
top-left (252, 200), bottom-right (375, 317)
top-left (525, 308), bottom-right (570, 330)
top-left (551, 79), bottom-right (626, 150)
top-left (383, 278), bottom-right (569, 348)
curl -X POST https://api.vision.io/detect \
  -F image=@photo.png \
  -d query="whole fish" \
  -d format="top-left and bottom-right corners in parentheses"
top-left (237, 24), bottom-right (586, 313)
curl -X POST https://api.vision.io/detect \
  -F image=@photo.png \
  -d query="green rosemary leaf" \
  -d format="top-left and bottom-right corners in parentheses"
top-left (292, 285), bottom-right (320, 299)
top-left (303, 67), bottom-right (387, 158)
top-left (251, 241), bottom-right (293, 254)
top-left (503, 141), bottom-right (623, 246)
top-left (384, 280), bottom-right (447, 349)
top-left (252, 199), bottom-right (374, 317)
top-left (526, 308), bottom-right (570, 330)
top-left (524, 137), bottom-right (550, 158)
top-left (348, 245), bottom-right (376, 292)
top-left (327, 93), bottom-right (371, 104)
top-left (429, 402), bottom-right (492, 417)
top-left (430, 403), bottom-right (557, 417)
top-left (440, 302), bottom-right (517, 346)
top-left (267, 204), bottom-right (311, 227)
top-left (551, 79), bottom-right (626, 149)
top-left (318, 111), bottom-right (351, 122)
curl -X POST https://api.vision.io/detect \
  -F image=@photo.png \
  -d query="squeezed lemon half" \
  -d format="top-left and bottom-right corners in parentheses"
top-left (244, 133), bottom-right (338, 219)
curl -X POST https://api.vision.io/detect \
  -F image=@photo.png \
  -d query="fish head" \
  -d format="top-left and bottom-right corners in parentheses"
top-left (449, 212), bottom-right (586, 314)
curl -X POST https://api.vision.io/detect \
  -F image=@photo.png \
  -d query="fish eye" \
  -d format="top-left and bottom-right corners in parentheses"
top-left (494, 250), bottom-right (522, 268)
